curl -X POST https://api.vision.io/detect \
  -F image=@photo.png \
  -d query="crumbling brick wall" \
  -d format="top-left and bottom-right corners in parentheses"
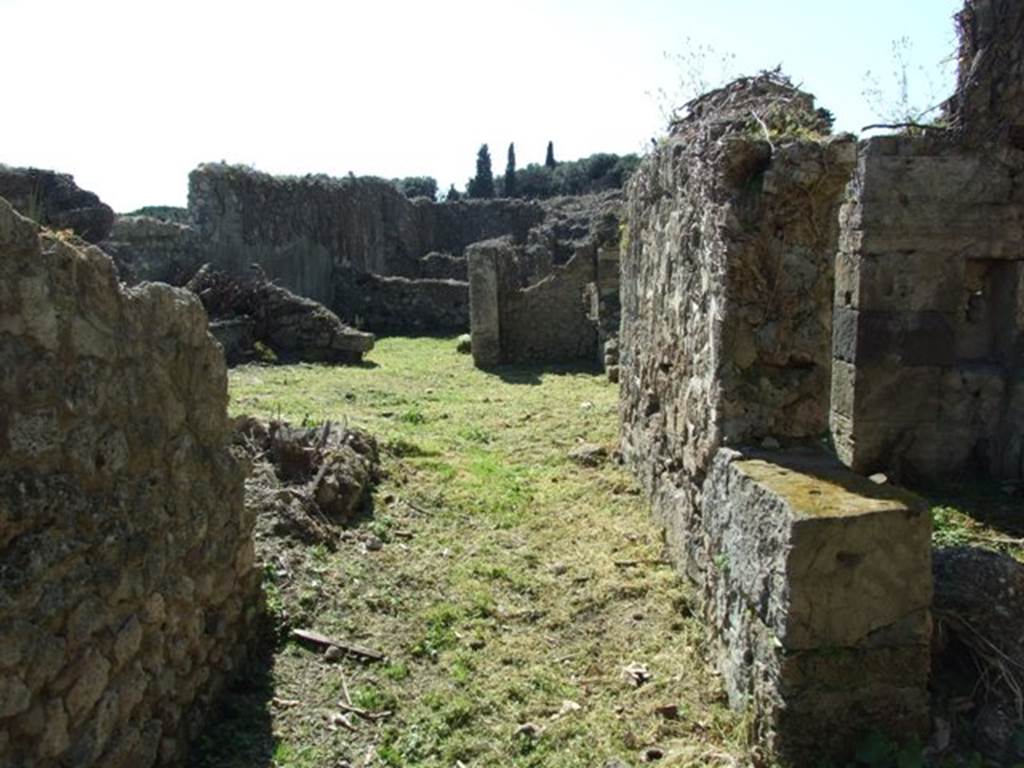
top-left (0, 198), bottom-right (260, 767)
top-left (620, 76), bottom-right (932, 763)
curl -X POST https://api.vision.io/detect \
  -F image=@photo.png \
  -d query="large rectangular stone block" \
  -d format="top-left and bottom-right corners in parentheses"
top-left (702, 448), bottom-right (932, 763)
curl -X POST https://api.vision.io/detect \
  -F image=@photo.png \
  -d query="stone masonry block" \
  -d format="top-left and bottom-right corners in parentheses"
top-left (702, 448), bottom-right (932, 763)
top-left (833, 306), bottom-right (956, 367)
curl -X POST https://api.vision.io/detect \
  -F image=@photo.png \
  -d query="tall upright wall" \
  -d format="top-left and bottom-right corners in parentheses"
top-left (620, 77), bottom-right (932, 763)
top-left (831, 136), bottom-right (1024, 479)
top-left (833, 0), bottom-right (1024, 481)
top-left (186, 164), bottom-right (544, 310)
top-left (0, 198), bottom-right (260, 767)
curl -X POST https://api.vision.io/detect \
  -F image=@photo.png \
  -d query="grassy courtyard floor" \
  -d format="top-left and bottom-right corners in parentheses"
top-left (193, 336), bottom-right (746, 768)
top-left (191, 336), bottom-right (1020, 768)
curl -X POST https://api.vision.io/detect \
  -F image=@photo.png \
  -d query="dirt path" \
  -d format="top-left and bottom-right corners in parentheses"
top-left (192, 337), bottom-right (744, 768)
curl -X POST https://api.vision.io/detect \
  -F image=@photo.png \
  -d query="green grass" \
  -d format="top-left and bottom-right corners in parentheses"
top-left (197, 336), bottom-right (746, 768)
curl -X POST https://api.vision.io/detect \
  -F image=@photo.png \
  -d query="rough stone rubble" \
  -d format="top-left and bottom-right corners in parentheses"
top-left (0, 198), bottom-right (260, 767)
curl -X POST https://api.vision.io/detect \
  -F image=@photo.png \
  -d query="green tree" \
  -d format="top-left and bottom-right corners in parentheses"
top-left (466, 144), bottom-right (495, 198)
top-left (445, 184), bottom-right (462, 202)
top-left (393, 176), bottom-right (438, 200)
top-left (544, 141), bottom-right (556, 169)
top-left (504, 143), bottom-right (517, 198)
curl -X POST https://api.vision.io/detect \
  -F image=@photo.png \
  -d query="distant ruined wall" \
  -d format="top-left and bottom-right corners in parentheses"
top-left (0, 199), bottom-right (260, 767)
top-left (186, 164), bottom-right (544, 311)
top-left (468, 239), bottom-right (600, 366)
top-left (333, 269), bottom-right (469, 335)
top-left (100, 216), bottom-right (203, 286)
top-left (620, 77), bottom-right (931, 763)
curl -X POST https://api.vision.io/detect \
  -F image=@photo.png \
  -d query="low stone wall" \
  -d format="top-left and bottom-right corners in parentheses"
top-left (0, 198), bottom-right (260, 767)
top-left (100, 215), bottom-right (203, 286)
top-left (832, 137), bottom-right (1024, 482)
top-left (334, 269), bottom-right (469, 335)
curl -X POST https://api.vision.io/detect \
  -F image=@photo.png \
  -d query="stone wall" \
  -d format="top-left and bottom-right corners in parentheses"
top-left (468, 238), bottom-right (600, 366)
top-left (0, 199), bottom-right (260, 767)
top-left (619, 75), bottom-right (932, 762)
top-left (948, 0), bottom-right (1024, 147)
top-left (831, 136), bottom-right (1024, 480)
top-left (620, 84), bottom-right (855, 507)
top-left (187, 164), bottom-right (544, 310)
top-left (702, 449), bottom-right (931, 760)
top-left (333, 269), bottom-right (469, 335)
top-left (0, 166), bottom-right (114, 243)
top-left (100, 216), bottom-right (203, 286)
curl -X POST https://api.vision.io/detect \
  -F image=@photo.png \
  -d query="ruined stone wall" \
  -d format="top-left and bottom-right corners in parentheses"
top-left (187, 164), bottom-right (544, 309)
top-left (0, 166), bottom-right (114, 244)
top-left (620, 128), bottom-right (855, 513)
top-left (468, 239), bottom-right (599, 366)
top-left (831, 136), bottom-right (1024, 480)
top-left (100, 216), bottom-right (203, 286)
top-left (948, 0), bottom-right (1024, 147)
top-left (619, 76), bottom-right (931, 762)
top-left (333, 269), bottom-right (469, 335)
top-left (0, 199), bottom-right (260, 767)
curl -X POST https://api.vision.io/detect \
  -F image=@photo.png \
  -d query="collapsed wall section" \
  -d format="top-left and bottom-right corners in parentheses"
top-left (0, 199), bottom-right (260, 767)
top-left (620, 76), bottom-right (931, 762)
top-left (0, 165), bottom-right (114, 244)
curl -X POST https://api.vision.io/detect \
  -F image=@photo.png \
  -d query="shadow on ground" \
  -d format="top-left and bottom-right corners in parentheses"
top-left (916, 481), bottom-right (1024, 540)
top-left (190, 641), bottom-right (278, 768)
top-left (490, 360), bottom-right (602, 386)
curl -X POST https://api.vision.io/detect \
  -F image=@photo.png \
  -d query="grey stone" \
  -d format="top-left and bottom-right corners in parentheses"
top-left (0, 165), bottom-right (113, 242)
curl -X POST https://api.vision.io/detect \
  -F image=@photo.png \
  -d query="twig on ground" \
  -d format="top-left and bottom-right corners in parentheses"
top-left (292, 628), bottom-right (386, 661)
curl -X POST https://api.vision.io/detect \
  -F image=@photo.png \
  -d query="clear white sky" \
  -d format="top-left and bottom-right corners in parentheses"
top-left (1, 0), bottom-right (962, 211)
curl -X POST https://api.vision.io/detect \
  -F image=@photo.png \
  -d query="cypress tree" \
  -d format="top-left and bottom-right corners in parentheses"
top-left (446, 184), bottom-right (461, 202)
top-left (504, 143), bottom-right (517, 198)
top-left (467, 144), bottom-right (495, 198)
top-left (545, 141), bottom-right (556, 168)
